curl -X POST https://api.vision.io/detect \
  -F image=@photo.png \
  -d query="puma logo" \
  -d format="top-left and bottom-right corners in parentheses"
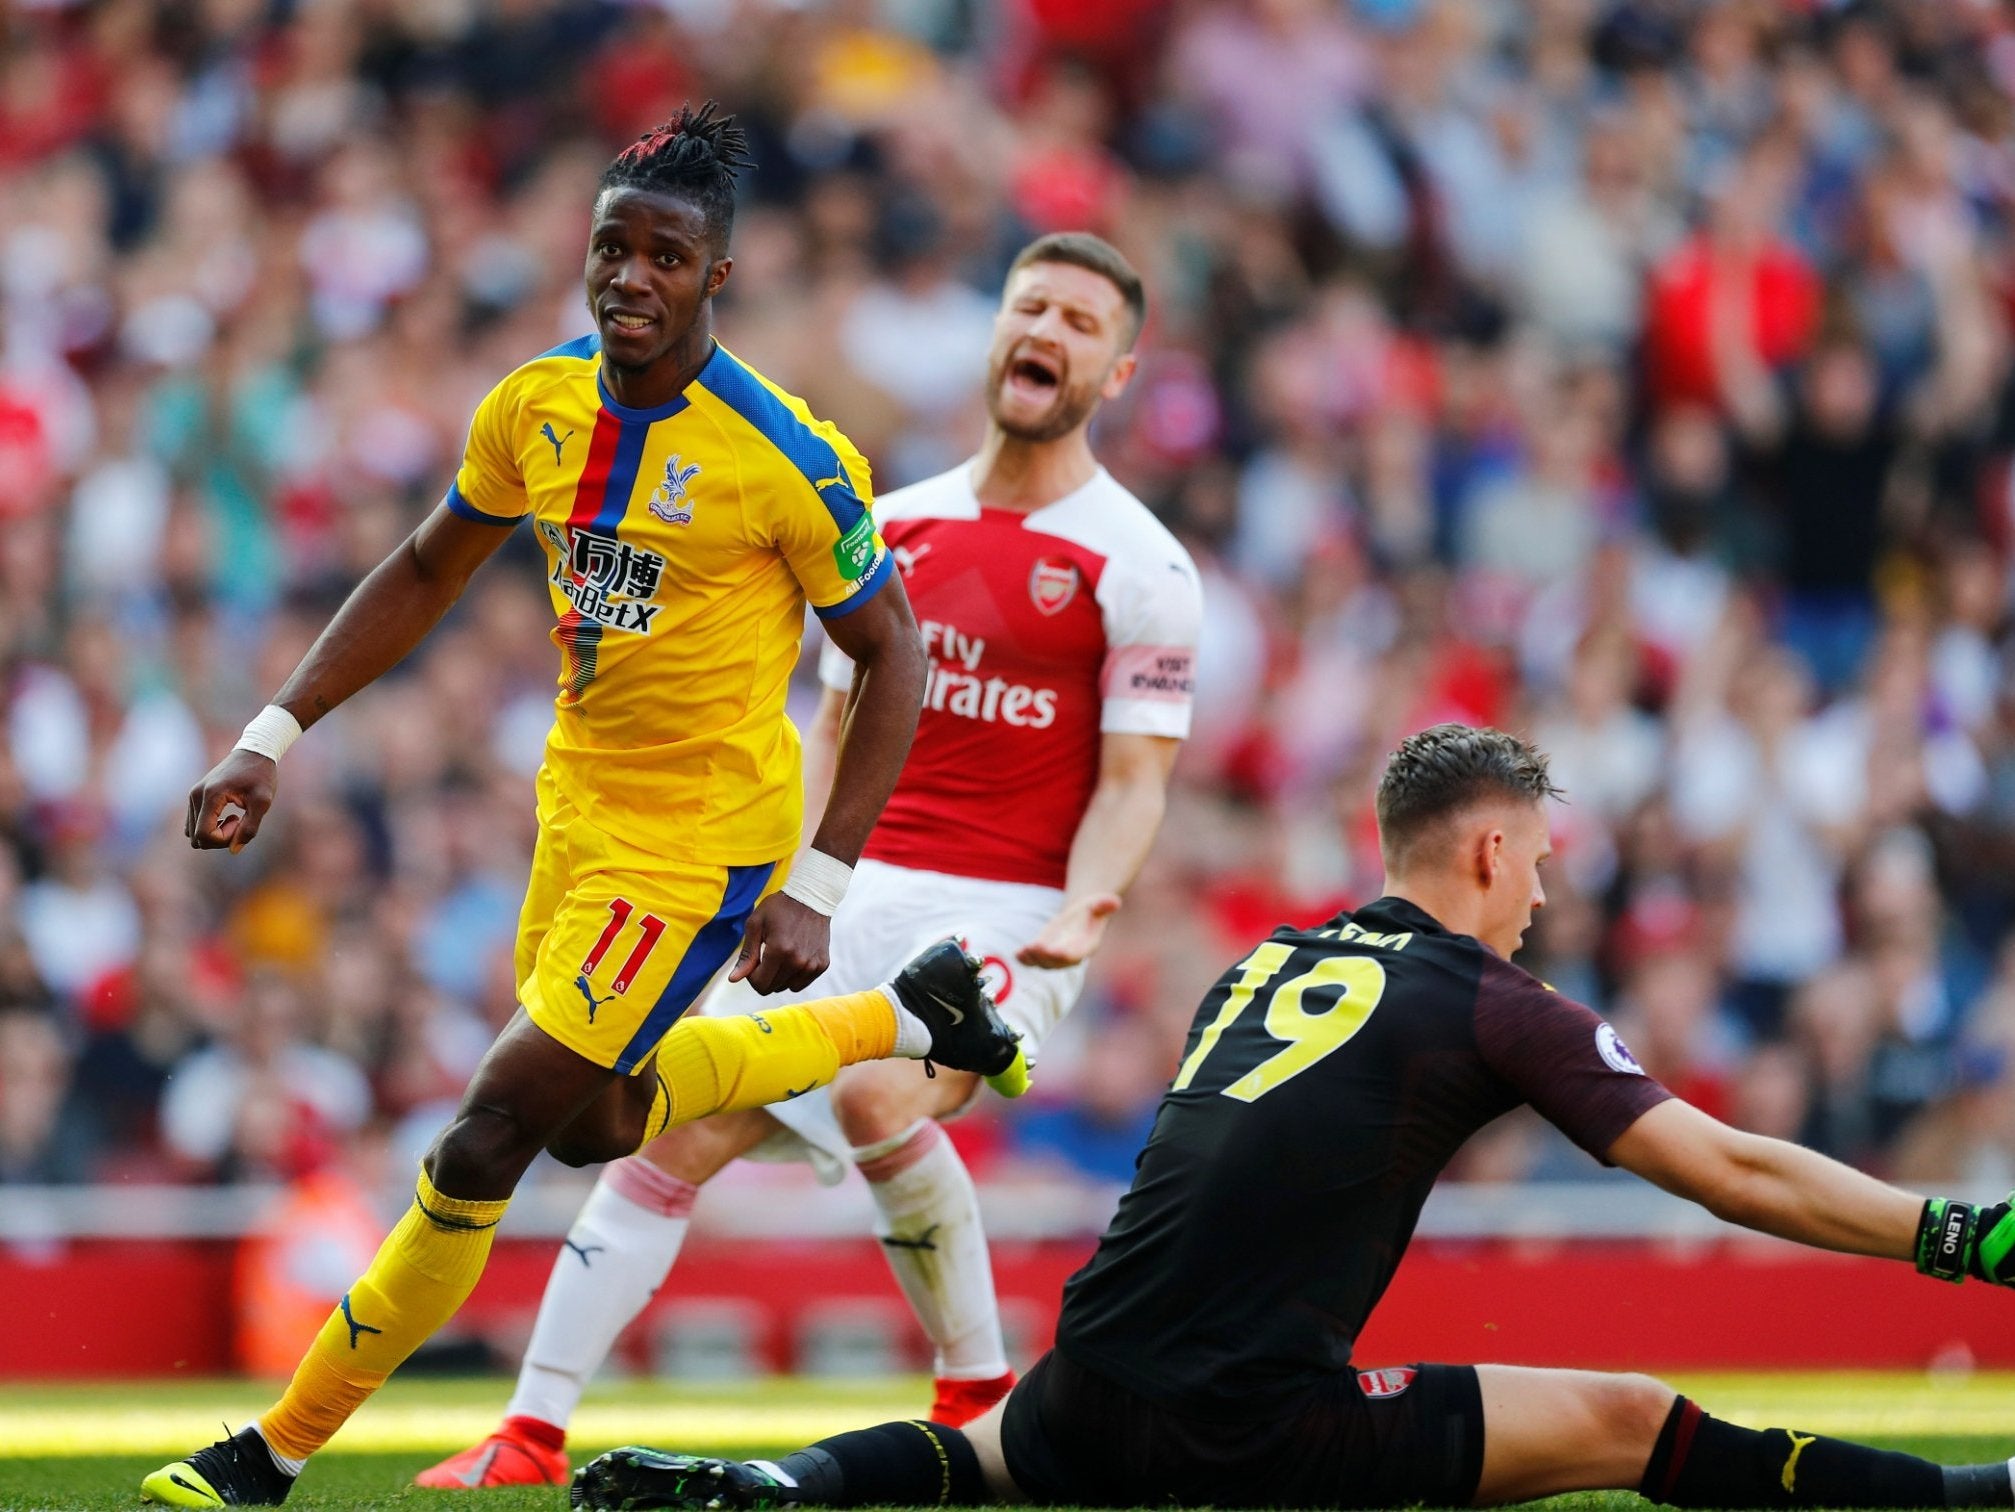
top-left (1781, 1431), bottom-right (1817, 1493)
top-left (576, 973), bottom-right (616, 1023)
top-left (340, 1293), bottom-right (383, 1350)
top-left (880, 1224), bottom-right (941, 1252)
top-left (541, 422), bottom-right (573, 466)
top-left (563, 1238), bottom-right (606, 1267)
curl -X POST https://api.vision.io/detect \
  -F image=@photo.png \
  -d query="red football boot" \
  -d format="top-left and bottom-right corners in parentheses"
top-left (413, 1417), bottom-right (568, 1489)
top-left (927, 1369), bottom-right (1017, 1427)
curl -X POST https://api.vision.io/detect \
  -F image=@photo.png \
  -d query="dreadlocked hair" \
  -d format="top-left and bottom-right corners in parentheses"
top-left (599, 101), bottom-right (753, 253)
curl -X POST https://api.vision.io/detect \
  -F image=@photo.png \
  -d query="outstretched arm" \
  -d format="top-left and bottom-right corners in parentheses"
top-left (1018, 732), bottom-right (1180, 969)
top-left (1609, 1099), bottom-right (1918, 1258)
top-left (1609, 1099), bottom-right (2015, 1283)
top-left (185, 504), bottom-right (515, 851)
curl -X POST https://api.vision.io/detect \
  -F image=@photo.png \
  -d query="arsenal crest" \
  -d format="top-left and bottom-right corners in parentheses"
top-left (1029, 556), bottom-right (1080, 616)
top-left (1357, 1367), bottom-right (1418, 1399)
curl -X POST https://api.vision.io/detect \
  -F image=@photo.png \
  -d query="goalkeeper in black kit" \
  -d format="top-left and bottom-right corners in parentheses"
top-left (574, 723), bottom-right (2015, 1512)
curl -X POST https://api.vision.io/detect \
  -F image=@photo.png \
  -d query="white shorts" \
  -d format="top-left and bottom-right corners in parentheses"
top-left (702, 857), bottom-right (1086, 1183)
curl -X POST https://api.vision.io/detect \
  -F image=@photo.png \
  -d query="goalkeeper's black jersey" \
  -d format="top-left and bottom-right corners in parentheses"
top-left (1054, 896), bottom-right (1670, 1418)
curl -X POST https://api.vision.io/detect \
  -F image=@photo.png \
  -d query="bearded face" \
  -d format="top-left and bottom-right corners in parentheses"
top-left (984, 263), bottom-right (1136, 443)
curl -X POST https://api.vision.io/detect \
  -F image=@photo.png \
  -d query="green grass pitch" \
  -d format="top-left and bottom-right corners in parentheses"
top-left (0, 1373), bottom-right (2009, 1511)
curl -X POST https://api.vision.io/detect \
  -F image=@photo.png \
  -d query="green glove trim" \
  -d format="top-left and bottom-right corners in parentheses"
top-left (1968, 1197), bottom-right (2015, 1285)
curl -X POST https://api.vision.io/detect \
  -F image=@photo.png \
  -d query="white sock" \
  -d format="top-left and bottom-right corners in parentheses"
top-left (243, 1422), bottom-right (302, 1478)
top-left (503, 1157), bottom-right (695, 1430)
top-left (883, 984), bottom-right (933, 1059)
top-left (856, 1120), bottom-right (1009, 1378)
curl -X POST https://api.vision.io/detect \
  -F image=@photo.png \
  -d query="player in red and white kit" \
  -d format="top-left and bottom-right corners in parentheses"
top-left (417, 232), bottom-right (1202, 1489)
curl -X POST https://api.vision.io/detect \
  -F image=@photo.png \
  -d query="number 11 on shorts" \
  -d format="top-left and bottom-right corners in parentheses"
top-left (580, 898), bottom-right (667, 995)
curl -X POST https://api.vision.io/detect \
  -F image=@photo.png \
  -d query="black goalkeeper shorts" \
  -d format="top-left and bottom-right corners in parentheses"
top-left (999, 1348), bottom-right (1484, 1509)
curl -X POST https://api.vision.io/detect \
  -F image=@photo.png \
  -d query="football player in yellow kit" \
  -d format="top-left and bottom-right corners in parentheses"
top-left (144, 102), bottom-right (1025, 1508)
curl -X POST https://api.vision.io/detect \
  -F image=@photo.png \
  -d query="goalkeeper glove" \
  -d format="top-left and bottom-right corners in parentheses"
top-left (1915, 1195), bottom-right (2015, 1284)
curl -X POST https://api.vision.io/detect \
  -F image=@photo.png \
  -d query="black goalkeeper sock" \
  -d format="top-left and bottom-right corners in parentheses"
top-left (1945, 1464), bottom-right (2015, 1507)
top-left (1642, 1397), bottom-right (2012, 1509)
top-left (775, 1421), bottom-right (985, 1507)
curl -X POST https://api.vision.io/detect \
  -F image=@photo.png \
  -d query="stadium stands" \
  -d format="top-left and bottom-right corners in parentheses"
top-left (1, 0), bottom-right (2012, 1277)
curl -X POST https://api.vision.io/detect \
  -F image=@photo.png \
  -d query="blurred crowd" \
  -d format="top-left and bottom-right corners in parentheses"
top-left (5, 0), bottom-right (2015, 1206)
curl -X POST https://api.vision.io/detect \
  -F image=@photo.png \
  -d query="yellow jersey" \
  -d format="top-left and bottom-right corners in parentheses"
top-left (447, 336), bottom-right (889, 864)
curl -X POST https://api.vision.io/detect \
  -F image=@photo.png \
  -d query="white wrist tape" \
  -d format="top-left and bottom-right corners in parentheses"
top-left (780, 849), bottom-right (852, 916)
top-left (234, 705), bottom-right (303, 764)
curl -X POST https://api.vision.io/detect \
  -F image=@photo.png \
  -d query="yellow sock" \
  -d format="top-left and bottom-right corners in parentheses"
top-left (645, 988), bottom-right (897, 1139)
top-left (258, 1170), bottom-right (508, 1461)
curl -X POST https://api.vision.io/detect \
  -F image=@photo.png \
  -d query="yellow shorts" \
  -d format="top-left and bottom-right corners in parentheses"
top-left (516, 769), bottom-right (786, 1074)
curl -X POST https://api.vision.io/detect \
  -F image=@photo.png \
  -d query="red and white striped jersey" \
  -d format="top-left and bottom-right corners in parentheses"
top-left (820, 462), bottom-right (1202, 888)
